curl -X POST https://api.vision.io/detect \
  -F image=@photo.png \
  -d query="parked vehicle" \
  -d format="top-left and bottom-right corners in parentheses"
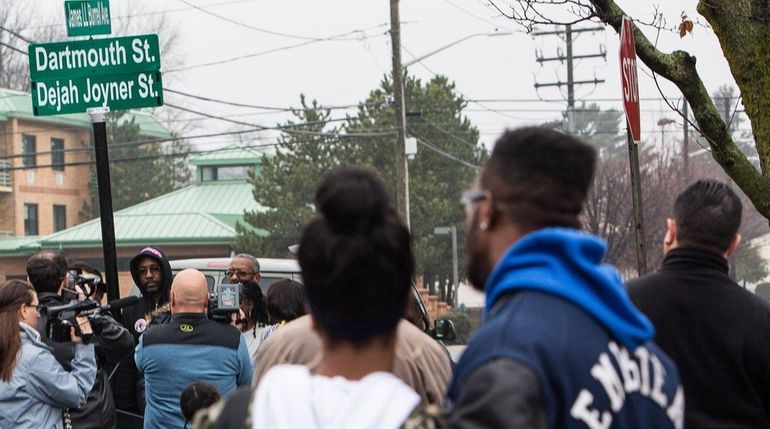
top-left (168, 257), bottom-right (454, 342)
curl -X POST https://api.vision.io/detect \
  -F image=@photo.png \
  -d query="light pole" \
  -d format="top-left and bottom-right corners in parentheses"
top-left (434, 226), bottom-right (459, 308)
top-left (388, 24), bottom-right (514, 227)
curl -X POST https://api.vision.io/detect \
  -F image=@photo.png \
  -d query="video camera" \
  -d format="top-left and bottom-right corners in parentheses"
top-left (63, 270), bottom-right (103, 301)
top-left (42, 296), bottom-right (139, 343)
top-left (208, 283), bottom-right (240, 324)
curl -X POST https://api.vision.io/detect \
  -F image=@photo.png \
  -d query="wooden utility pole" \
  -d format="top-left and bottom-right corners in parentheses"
top-left (389, 0), bottom-right (409, 228)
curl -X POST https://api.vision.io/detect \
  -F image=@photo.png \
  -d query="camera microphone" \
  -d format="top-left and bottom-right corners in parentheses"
top-left (102, 296), bottom-right (139, 312)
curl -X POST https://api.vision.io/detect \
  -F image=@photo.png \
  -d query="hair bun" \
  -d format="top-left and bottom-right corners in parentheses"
top-left (315, 168), bottom-right (390, 235)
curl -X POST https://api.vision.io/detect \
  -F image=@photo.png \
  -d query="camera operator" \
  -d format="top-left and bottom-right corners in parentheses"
top-left (26, 251), bottom-right (134, 429)
top-left (0, 280), bottom-right (96, 429)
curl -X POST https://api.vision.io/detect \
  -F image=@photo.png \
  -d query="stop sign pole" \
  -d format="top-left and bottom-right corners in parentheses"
top-left (620, 16), bottom-right (648, 276)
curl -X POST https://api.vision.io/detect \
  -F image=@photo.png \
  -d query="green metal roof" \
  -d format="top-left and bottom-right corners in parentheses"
top-left (0, 181), bottom-right (268, 251)
top-left (0, 88), bottom-right (171, 138)
top-left (0, 235), bottom-right (41, 255)
top-left (189, 145), bottom-right (267, 166)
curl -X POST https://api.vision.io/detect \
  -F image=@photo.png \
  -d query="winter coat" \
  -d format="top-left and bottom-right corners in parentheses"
top-left (447, 228), bottom-right (684, 429)
top-left (0, 323), bottom-right (96, 429)
top-left (36, 292), bottom-right (134, 429)
top-left (628, 247), bottom-right (770, 428)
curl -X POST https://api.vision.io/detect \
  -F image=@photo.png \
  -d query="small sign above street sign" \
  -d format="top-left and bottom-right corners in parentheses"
top-left (28, 34), bottom-right (160, 81)
top-left (620, 16), bottom-right (641, 143)
top-left (65, 0), bottom-right (111, 37)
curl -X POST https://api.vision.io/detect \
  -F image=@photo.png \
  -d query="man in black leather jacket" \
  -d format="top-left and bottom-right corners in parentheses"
top-left (27, 250), bottom-right (134, 429)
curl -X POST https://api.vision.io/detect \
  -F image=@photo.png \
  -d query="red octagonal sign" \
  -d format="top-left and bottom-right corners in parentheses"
top-left (620, 16), bottom-right (641, 143)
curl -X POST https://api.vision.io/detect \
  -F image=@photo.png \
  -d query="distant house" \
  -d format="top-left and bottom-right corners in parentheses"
top-left (0, 87), bottom-right (170, 238)
top-left (0, 144), bottom-right (269, 297)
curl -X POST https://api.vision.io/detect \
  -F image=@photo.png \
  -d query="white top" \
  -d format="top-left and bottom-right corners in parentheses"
top-left (252, 364), bottom-right (420, 429)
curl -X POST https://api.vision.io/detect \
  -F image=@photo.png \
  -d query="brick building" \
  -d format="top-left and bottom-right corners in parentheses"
top-left (0, 87), bottom-right (169, 238)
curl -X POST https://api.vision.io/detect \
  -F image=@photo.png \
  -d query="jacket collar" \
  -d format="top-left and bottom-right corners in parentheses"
top-left (661, 247), bottom-right (729, 274)
top-left (171, 312), bottom-right (207, 322)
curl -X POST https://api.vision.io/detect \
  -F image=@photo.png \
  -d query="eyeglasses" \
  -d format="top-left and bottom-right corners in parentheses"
top-left (226, 270), bottom-right (255, 278)
top-left (137, 265), bottom-right (161, 275)
top-left (460, 189), bottom-right (487, 209)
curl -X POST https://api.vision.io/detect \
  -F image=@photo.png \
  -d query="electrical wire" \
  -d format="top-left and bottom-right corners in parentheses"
top-left (166, 24), bottom-right (389, 73)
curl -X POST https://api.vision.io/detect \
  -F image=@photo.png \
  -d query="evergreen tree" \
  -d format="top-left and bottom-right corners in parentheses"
top-left (235, 75), bottom-right (486, 303)
top-left (82, 113), bottom-right (190, 217)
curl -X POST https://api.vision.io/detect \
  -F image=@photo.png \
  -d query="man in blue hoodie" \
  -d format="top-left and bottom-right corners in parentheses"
top-left (446, 127), bottom-right (683, 429)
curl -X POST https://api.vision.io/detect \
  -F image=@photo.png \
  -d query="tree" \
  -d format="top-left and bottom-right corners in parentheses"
top-left (81, 113), bottom-right (191, 217)
top-left (235, 75), bottom-right (486, 303)
top-left (0, 0), bottom-right (63, 91)
top-left (233, 96), bottom-right (352, 257)
top-left (492, 0), bottom-right (770, 224)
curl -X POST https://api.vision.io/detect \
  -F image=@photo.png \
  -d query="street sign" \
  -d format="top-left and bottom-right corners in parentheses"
top-left (65, 0), bottom-right (111, 37)
top-left (28, 34), bottom-right (163, 116)
top-left (31, 71), bottom-right (163, 116)
top-left (620, 16), bottom-right (640, 143)
top-left (28, 34), bottom-right (160, 80)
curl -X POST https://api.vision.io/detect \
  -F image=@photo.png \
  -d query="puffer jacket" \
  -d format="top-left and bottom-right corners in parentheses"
top-left (37, 292), bottom-right (134, 429)
top-left (0, 323), bottom-right (96, 429)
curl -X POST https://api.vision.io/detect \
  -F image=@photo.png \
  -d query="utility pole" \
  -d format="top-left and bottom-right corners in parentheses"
top-left (683, 101), bottom-right (689, 179)
top-left (389, 0), bottom-right (409, 228)
top-left (534, 25), bottom-right (606, 133)
top-left (566, 25), bottom-right (575, 133)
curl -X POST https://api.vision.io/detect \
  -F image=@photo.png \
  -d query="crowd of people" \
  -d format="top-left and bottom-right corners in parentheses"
top-left (0, 126), bottom-right (768, 429)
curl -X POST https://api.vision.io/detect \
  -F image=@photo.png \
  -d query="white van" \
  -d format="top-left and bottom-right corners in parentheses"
top-left (167, 257), bottom-right (454, 342)
top-left (169, 257), bottom-right (302, 295)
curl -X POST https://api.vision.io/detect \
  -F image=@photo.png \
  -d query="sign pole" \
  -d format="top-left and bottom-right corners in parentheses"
top-left (619, 16), bottom-right (648, 276)
top-left (87, 106), bottom-right (120, 301)
top-left (626, 122), bottom-right (648, 275)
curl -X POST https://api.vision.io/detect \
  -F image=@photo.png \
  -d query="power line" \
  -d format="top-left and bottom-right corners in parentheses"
top-left (165, 88), bottom-right (374, 112)
top-left (19, 0), bottom-right (263, 32)
top-left (166, 24), bottom-right (388, 73)
top-left (164, 102), bottom-right (396, 137)
top-left (0, 24), bottom-right (33, 44)
top-left (178, 0), bottom-right (335, 41)
top-left (0, 40), bottom-right (26, 55)
top-left (409, 131), bottom-right (480, 171)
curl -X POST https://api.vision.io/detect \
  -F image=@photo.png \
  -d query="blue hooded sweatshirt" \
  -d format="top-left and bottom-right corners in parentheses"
top-left (483, 228), bottom-right (653, 349)
top-left (448, 228), bottom-right (683, 429)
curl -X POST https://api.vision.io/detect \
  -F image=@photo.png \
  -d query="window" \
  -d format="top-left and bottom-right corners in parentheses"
top-left (53, 205), bottom-right (66, 232)
top-left (201, 166), bottom-right (217, 182)
top-left (200, 165), bottom-right (252, 182)
top-left (22, 134), bottom-right (36, 168)
top-left (51, 138), bottom-right (64, 171)
top-left (24, 203), bottom-right (38, 236)
top-left (217, 166), bottom-right (251, 181)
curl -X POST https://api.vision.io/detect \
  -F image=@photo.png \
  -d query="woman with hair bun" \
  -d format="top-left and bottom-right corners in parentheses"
top-left (0, 279), bottom-right (96, 428)
top-left (251, 167), bottom-right (422, 428)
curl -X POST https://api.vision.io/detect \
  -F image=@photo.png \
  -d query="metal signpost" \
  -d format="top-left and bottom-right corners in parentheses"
top-left (28, 2), bottom-right (163, 301)
top-left (65, 0), bottom-right (111, 37)
top-left (619, 16), bottom-right (648, 276)
top-left (434, 226), bottom-right (459, 308)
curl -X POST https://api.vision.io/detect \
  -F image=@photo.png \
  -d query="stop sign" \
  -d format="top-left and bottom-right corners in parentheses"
top-left (620, 16), bottom-right (641, 143)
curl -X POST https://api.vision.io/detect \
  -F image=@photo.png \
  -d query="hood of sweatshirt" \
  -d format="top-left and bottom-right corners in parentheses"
top-left (129, 246), bottom-right (172, 306)
top-left (485, 227), bottom-right (653, 349)
top-left (252, 365), bottom-right (419, 429)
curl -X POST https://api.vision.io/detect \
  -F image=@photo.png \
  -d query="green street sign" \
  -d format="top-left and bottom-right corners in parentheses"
top-left (28, 34), bottom-right (160, 81)
top-left (31, 71), bottom-right (163, 116)
top-left (65, 0), bottom-right (111, 37)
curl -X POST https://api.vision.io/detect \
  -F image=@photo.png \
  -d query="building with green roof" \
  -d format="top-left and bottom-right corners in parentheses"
top-left (0, 144), bottom-right (269, 294)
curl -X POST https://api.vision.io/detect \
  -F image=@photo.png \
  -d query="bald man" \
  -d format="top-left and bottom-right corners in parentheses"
top-left (135, 269), bottom-right (253, 429)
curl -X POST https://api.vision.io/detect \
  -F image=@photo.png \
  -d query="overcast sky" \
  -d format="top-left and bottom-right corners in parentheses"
top-left (27, 0), bottom-right (738, 151)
